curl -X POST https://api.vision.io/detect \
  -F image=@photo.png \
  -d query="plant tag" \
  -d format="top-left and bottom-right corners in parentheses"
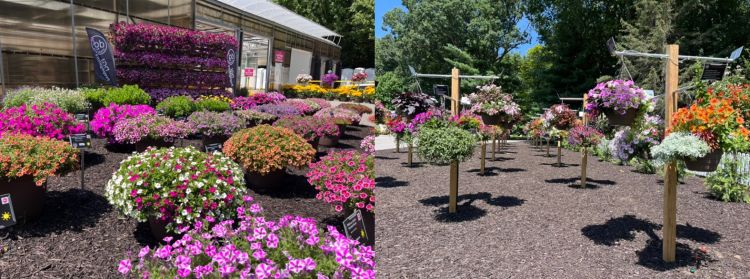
top-left (0, 194), bottom-right (16, 229)
top-left (69, 133), bottom-right (92, 149)
top-left (343, 209), bottom-right (369, 244)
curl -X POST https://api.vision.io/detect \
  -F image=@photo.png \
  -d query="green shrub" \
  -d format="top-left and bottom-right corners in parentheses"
top-left (196, 98), bottom-right (231, 112)
top-left (82, 88), bottom-right (106, 110)
top-left (706, 154), bottom-right (750, 203)
top-left (416, 126), bottom-right (476, 165)
top-left (2, 86), bottom-right (91, 113)
top-left (156, 96), bottom-right (198, 118)
top-left (102, 85), bottom-right (151, 105)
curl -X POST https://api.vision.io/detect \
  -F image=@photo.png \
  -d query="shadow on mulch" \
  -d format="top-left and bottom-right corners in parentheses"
top-left (546, 177), bottom-right (616, 188)
top-left (400, 162), bottom-right (425, 168)
top-left (133, 222), bottom-right (160, 246)
top-left (467, 167), bottom-right (526, 176)
top-left (489, 156), bottom-right (515, 162)
top-left (375, 176), bottom-right (409, 188)
top-left (374, 156), bottom-right (398, 160)
top-left (82, 152), bottom-right (106, 168)
top-left (251, 173), bottom-right (317, 199)
top-left (104, 143), bottom-right (135, 153)
top-left (420, 192), bottom-right (525, 222)
top-left (8, 189), bottom-right (108, 238)
top-left (581, 215), bottom-right (722, 271)
top-left (540, 162), bottom-right (580, 167)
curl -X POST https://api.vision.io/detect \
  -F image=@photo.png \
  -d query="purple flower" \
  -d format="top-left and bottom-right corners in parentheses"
top-left (255, 263), bottom-right (274, 279)
top-left (117, 259), bottom-right (132, 275)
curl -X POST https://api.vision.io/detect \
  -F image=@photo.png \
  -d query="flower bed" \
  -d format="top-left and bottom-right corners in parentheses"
top-left (3, 86), bottom-right (91, 114)
top-left (156, 96), bottom-right (198, 118)
top-left (307, 150), bottom-right (375, 213)
top-left (251, 104), bottom-right (303, 119)
top-left (234, 110), bottom-right (278, 126)
top-left (223, 125), bottom-right (315, 175)
top-left (188, 111), bottom-right (245, 137)
top-left (0, 134), bottom-right (79, 186)
top-left (282, 84), bottom-right (375, 102)
top-left (273, 116), bottom-right (338, 142)
top-left (314, 107), bottom-right (362, 126)
top-left (0, 103), bottom-right (86, 140)
top-left (105, 146), bottom-right (246, 234)
top-left (91, 104), bottom-right (156, 140)
top-left (117, 199), bottom-right (375, 278)
top-left (113, 114), bottom-right (194, 144)
top-left (231, 92), bottom-right (287, 110)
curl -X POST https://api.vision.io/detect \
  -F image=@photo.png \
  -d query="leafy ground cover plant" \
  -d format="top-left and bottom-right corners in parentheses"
top-left (306, 150), bottom-right (375, 213)
top-left (101, 85), bottom-right (152, 106)
top-left (706, 154), bottom-right (750, 203)
top-left (105, 146), bottom-right (246, 233)
top-left (2, 86), bottom-right (91, 114)
top-left (82, 87), bottom-right (107, 110)
top-left (650, 132), bottom-right (710, 166)
top-left (273, 116), bottom-right (338, 142)
top-left (234, 110), bottom-right (278, 126)
top-left (314, 107), bottom-right (361, 125)
top-left (0, 134), bottom-right (79, 186)
top-left (91, 104), bottom-right (156, 140)
top-left (416, 125), bottom-right (476, 165)
top-left (0, 103), bottom-right (85, 140)
top-left (337, 103), bottom-right (373, 115)
top-left (196, 96), bottom-right (231, 112)
top-left (188, 111), bottom-right (245, 137)
top-left (223, 125), bottom-right (315, 175)
top-left (116, 198), bottom-right (375, 278)
top-left (113, 114), bottom-right (194, 144)
top-left (156, 96), bottom-right (198, 118)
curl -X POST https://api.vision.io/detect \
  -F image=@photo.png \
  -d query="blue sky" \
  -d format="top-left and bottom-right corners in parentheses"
top-left (375, 0), bottom-right (541, 56)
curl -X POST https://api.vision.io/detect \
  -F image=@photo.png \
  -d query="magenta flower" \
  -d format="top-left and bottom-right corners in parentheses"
top-left (117, 259), bottom-right (132, 275)
top-left (0, 103), bottom-right (85, 140)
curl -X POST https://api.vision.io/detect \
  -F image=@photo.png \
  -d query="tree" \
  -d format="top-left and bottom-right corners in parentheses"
top-left (273, 0), bottom-right (374, 68)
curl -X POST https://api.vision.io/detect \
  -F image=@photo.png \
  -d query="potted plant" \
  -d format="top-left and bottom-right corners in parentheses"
top-left (296, 73), bottom-right (313, 84)
top-left (670, 98), bottom-right (750, 171)
top-left (187, 111), bottom-right (245, 148)
top-left (314, 107), bottom-right (362, 137)
top-left (113, 114), bottom-right (194, 152)
top-left (322, 72), bottom-right (339, 88)
top-left (387, 116), bottom-right (407, 153)
top-left (105, 146), bottom-right (247, 240)
top-left (230, 92), bottom-right (287, 110)
top-left (116, 200), bottom-right (375, 277)
top-left (251, 103), bottom-right (304, 118)
top-left (2, 86), bottom-right (91, 114)
top-left (585, 79), bottom-right (650, 126)
top-left (0, 134), bottom-right (79, 220)
top-left (155, 96), bottom-right (198, 119)
top-left (351, 71), bottom-right (368, 84)
top-left (195, 95), bottom-right (232, 112)
top-left (651, 132), bottom-right (710, 167)
top-left (468, 84), bottom-right (521, 127)
top-left (0, 103), bottom-right (86, 140)
top-left (307, 150), bottom-right (375, 241)
top-left (223, 125), bottom-right (316, 190)
top-left (392, 91), bottom-right (436, 120)
top-left (568, 126), bottom-right (604, 187)
top-left (234, 110), bottom-right (278, 127)
top-left (90, 103), bottom-right (156, 143)
top-left (273, 116), bottom-right (338, 151)
top-left (282, 99), bottom-right (317, 115)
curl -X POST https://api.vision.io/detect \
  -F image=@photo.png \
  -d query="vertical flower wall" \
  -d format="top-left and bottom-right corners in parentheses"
top-left (111, 23), bottom-right (238, 101)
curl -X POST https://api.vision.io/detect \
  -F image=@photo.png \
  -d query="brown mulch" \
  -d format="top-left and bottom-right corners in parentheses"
top-left (0, 125), bottom-right (370, 278)
top-left (375, 141), bottom-right (750, 278)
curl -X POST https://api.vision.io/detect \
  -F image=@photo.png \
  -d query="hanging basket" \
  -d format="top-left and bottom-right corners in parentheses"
top-left (480, 113), bottom-right (502, 126)
top-left (0, 176), bottom-right (47, 221)
top-left (603, 108), bottom-right (638, 126)
top-left (685, 149), bottom-right (724, 172)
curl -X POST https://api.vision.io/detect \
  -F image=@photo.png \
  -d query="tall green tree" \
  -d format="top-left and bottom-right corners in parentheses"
top-left (273, 0), bottom-right (375, 68)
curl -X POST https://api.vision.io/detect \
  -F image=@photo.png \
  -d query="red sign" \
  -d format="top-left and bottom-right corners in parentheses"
top-left (244, 68), bottom-right (254, 77)
top-left (274, 50), bottom-right (285, 63)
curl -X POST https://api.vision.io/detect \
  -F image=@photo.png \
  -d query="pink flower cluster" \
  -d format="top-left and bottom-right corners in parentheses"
top-left (282, 99), bottom-right (315, 115)
top-left (306, 151), bottom-right (375, 213)
top-left (351, 72), bottom-right (368, 82)
top-left (0, 103), bottom-right (85, 140)
top-left (91, 104), bottom-right (156, 141)
top-left (308, 98), bottom-right (332, 109)
top-left (118, 197), bottom-right (375, 278)
top-left (113, 114), bottom-right (194, 144)
top-left (231, 92), bottom-right (287, 110)
top-left (360, 135), bottom-right (375, 154)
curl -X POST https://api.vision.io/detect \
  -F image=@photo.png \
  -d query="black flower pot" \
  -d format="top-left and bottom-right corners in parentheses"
top-left (685, 149), bottom-right (723, 172)
top-left (480, 113), bottom-right (502, 126)
top-left (604, 108), bottom-right (638, 126)
top-left (0, 176), bottom-right (46, 221)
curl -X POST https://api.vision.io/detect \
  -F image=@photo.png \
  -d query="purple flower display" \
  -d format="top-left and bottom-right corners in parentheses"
top-left (0, 103), bottom-right (85, 140)
top-left (322, 73), bottom-right (339, 87)
top-left (117, 198), bottom-right (375, 278)
top-left (111, 23), bottom-right (238, 100)
top-left (251, 104), bottom-right (303, 118)
top-left (113, 114), bottom-right (194, 144)
top-left (90, 104), bottom-right (156, 140)
top-left (230, 92), bottom-right (287, 110)
top-left (585, 79), bottom-right (647, 116)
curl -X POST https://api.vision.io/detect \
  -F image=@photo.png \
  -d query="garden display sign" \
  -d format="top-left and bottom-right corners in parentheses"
top-left (69, 134), bottom-right (91, 149)
top-left (85, 27), bottom-right (117, 86)
top-left (0, 194), bottom-right (16, 229)
top-left (227, 46), bottom-right (237, 88)
top-left (205, 143), bottom-right (223, 153)
top-left (343, 209), bottom-right (369, 245)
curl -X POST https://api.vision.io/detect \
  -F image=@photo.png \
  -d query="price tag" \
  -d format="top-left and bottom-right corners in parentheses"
top-left (0, 194), bottom-right (16, 229)
top-left (69, 133), bottom-right (92, 149)
top-left (75, 114), bottom-right (89, 122)
top-left (205, 143), bottom-right (223, 153)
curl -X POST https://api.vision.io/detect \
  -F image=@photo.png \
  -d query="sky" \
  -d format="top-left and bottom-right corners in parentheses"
top-left (374, 0), bottom-right (541, 56)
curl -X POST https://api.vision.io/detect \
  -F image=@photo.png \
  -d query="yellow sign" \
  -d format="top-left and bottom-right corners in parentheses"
top-left (1, 212), bottom-right (10, 221)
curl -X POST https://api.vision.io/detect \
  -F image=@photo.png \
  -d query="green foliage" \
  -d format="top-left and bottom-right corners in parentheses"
top-left (156, 96), bottom-right (198, 118)
top-left (196, 98), bottom-right (231, 112)
top-left (706, 154), bottom-right (750, 203)
top-left (102, 85), bottom-right (151, 106)
top-left (375, 71), bottom-right (407, 109)
top-left (416, 126), bottom-right (476, 165)
top-left (650, 132), bottom-right (710, 166)
top-left (2, 87), bottom-right (91, 114)
top-left (82, 88), bottom-right (106, 110)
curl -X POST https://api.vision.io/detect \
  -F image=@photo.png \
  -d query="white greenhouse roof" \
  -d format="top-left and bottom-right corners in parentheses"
top-left (217, 0), bottom-right (341, 44)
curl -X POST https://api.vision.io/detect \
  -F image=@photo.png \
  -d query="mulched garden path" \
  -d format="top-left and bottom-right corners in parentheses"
top-left (0, 125), bottom-right (370, 278)
top-left (375, 141), bottom-right (750, 278)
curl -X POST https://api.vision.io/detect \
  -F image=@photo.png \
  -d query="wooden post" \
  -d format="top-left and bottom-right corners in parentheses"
top-left (396, 136), bottom-right (400, 153)
top-left (663, 44), bottom-right (679, 263)
top-left (557, 139), bottom-right (562, 166)
top-left (449, 160), bottom-right (459, 213)
top-left (583, 93), bottom-right (589, 126)
top-left (581, 147), bottom-right (588, 188)
top-left (492, 134), bottom-right (497, 160)
top-left (407, 143), bottom-right (413, 166)
top-left (546, 138), bottom-right (551, 156)
top-left (451, 68), bottom-right (460, 116)
top-left (480, 141), bottom-right (486, 174)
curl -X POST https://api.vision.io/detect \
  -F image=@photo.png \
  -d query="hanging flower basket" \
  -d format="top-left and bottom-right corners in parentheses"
top-left (604, 108), bottom-right (638, 126)
top-left (480, 113), bottom-right (502, 126)
top-left (244, 169), bottom-right (287, 191)
top-left (685, 149), bottom-right (724, 172)
top-left (0, 176), bottom-right (47, 221)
